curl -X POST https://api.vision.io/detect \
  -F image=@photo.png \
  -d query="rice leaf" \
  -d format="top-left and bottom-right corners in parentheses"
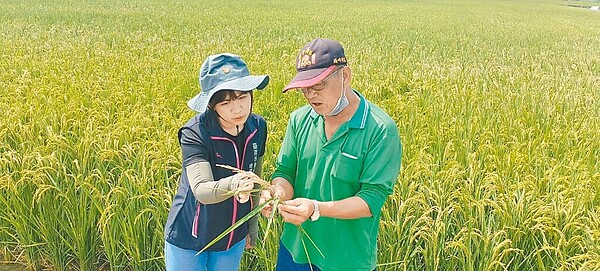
top-left (299, 232), bottom-right (314, 271)
top-left (196, 197), bottom-right (276, 255)
top-left (298, 225), bottom-right (325, 259)
top-left (262, 197), bottom-right (281, 244)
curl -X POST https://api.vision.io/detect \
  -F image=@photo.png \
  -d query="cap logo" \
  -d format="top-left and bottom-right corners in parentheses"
top-left (221, 66), bottom-right (230, 74)
top-left (297, 49), bottom-right (316, 69)
top-left (333, 57), bottom-right (346, 64)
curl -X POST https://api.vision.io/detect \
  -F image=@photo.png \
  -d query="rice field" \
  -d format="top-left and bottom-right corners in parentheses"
top-left (1, 0), bottom-right (599, 270)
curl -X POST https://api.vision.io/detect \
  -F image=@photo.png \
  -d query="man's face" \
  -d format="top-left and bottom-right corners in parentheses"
top-left (298, 67), bottom-right (345, 115)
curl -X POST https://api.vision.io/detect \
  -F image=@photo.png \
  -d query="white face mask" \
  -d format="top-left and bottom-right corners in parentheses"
top-left (326, 73), bottom-right (349, 116)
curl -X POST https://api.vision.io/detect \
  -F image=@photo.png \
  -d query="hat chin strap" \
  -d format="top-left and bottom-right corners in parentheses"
top-left (326, 74), bottom-right (349, 117)
top-left (209, 108), bottom-right (238, 135)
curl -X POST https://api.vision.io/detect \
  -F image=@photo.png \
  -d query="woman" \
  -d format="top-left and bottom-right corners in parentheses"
top-left (164, 53), bottom-right (269, 271)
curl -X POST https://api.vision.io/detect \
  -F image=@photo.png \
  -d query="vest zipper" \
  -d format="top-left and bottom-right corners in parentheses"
top-left (209, 128), bottom-right (258, 249)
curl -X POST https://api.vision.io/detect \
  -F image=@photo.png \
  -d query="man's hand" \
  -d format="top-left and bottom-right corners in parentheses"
top-left (277, 198), bottom-right (315, 226)
top-left (259, 184), bottom-right (286, 217)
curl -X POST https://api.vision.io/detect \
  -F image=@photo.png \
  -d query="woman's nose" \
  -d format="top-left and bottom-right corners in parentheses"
top-left (232, 100), bottom-right (244, 112)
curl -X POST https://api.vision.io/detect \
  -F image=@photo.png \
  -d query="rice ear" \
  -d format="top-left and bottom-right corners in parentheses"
top-left (216, 164), bottom-right (271, 188)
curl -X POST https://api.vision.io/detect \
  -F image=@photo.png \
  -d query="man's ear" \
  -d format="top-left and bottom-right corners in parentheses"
top-left (342, 66), bottom-right (351, 82)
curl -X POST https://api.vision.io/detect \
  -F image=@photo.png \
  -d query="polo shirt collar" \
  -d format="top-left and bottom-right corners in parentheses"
top-left (308, 89), bottom-right (369, 130)
top-left (348, 91), bottom-right (369, 129)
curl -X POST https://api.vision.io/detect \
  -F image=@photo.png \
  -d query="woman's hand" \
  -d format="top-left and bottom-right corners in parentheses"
top-left (230, 173), bottom-right (253, 203)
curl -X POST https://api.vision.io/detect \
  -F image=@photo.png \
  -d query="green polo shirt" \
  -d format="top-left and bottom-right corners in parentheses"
top-left (272, 90), bottom-right (402, 271)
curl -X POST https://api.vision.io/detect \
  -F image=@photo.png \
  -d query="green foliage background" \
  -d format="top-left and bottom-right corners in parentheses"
top-left (1, 0), bottom-right (599, 270)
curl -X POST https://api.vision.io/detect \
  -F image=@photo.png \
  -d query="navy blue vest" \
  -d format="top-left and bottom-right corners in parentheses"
top-left (164, 111), bottom-right (266, 251)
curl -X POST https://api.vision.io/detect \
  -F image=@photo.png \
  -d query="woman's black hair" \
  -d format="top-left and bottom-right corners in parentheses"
top-left (208, 90), bottom-right (254, 110)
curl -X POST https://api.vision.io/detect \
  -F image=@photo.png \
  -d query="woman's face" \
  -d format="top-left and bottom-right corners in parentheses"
top-left (213, 91), bottom-right (252, 130)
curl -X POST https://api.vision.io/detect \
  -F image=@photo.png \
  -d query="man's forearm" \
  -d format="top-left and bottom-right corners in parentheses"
top-left (319, 196), bottom-right (372, 219)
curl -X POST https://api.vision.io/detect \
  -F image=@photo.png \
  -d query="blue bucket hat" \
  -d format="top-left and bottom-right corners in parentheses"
top-left (187, 53), bottom-right (270, 113)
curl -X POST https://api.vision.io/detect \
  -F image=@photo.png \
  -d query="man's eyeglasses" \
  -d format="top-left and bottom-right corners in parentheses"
top-left (297, 68), bottom-right (342, 94)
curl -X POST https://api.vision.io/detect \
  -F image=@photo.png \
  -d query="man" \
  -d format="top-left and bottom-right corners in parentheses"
top-left (261, 38), bottom-right (402, 271)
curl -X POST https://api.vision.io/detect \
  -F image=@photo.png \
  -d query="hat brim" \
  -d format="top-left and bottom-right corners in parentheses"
top-left (187, 75), bottom-right (269, 113)
top-left (282, 65), bottom-right (337, 93)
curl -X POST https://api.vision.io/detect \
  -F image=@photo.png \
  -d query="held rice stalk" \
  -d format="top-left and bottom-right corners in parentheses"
top-left (197, 164), bottom-right (324, 266)
top-left (262, 197), bottom-right (281, 244)
top-left (196, 164), bottom-right (278, 255)
top-left (196, 197), bottom-right (277, 255)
